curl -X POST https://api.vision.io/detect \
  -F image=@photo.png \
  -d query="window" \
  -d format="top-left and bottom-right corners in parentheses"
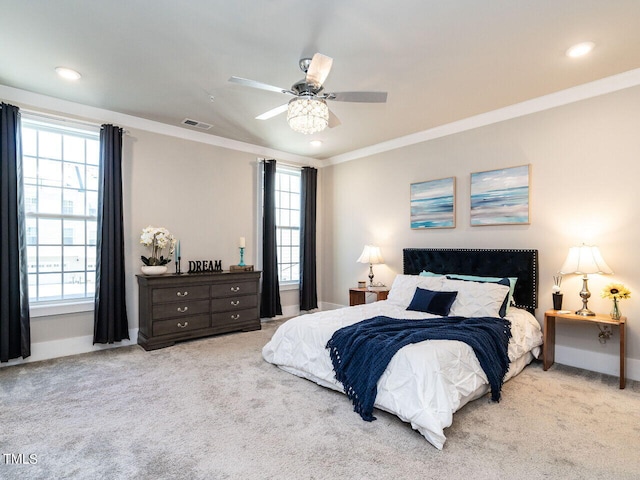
top-left (21, 118), bottom-right (100, 305)
top-left (275, 166), bottom-right (301, 284)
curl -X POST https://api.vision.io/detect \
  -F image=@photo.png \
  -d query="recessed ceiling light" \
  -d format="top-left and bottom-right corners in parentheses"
top-left (310, 140), bottom-right (322, 147)
top-left (566, 42), bottom-right (595, 58)
top-left (55, 67), bottom-right (82, 80)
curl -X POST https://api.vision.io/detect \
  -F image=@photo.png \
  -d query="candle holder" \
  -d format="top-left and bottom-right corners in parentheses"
top-left (238, 247), bottom-right (246, 267)
top-left (175, 257), bottom-right (182, 274)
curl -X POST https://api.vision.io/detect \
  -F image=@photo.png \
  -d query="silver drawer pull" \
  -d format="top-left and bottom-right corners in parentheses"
top-left (231, 314), bottom-right (240, 320)
top-left (177, 306), bottom-right (189, 313)
top-left (231, 300), bottom-right (240, 306)
top-left (230, 286), bottom-right (240, 292)
top-left (176, 291), bottom-right (188, 297)
top-left (177, 322), bottom-right (189, 328)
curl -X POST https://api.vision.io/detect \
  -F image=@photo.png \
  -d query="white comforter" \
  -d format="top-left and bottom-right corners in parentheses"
top-left (262, 301), bottom-right (542, 449)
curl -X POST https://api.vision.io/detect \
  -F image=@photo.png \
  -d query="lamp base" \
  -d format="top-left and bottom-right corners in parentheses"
top-left (575, 274), bottom-right (595, 316)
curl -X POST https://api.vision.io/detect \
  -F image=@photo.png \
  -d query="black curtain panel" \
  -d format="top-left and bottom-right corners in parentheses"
top-left (94, 124), bottom-right (129, 344)
top-left (260, 159), bottom-right (282, 318)
top-left (299, 166), bottom-right (318, 311)
top-left (0, 103), bottom-right (30, 362)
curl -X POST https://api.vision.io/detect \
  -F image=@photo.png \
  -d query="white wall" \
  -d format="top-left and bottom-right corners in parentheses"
top-left (124, 129), bottom-right (315, 320)
top-left (321, 85), bottom-right (640, 381)
top-left (124, 128), bottom-right (261, 325)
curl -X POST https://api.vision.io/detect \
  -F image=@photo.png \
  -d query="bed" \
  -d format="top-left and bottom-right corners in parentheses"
top-left (262, 248), bottom-right (543, 449)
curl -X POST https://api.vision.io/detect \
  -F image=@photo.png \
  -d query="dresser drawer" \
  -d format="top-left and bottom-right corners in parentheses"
top-left (152, 285), bottom-right (209, 303)
top-left (211, 307), bottom-right (258, 325)
top-left (153, 314), bottom-right (209, 337)
top-left (211, 281), bottom-right (258, 298)
top-left (210, 294), bottom-right (258, 313)
top-left (152, 299), bottom-right (209, 320)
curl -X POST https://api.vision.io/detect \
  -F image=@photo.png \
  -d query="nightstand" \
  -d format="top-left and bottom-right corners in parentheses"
top-left (543, 310), bottom-right (627, 389)
top-left (349, 287), bottom-right (389, 306)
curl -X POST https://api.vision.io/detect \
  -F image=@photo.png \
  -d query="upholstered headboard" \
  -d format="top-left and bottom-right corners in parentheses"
top-left (403, 248), bottom-right (538, 313)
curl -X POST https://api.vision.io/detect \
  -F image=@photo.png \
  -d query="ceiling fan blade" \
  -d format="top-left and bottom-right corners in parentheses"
top-left (327, 91), bottom-right (388, 103)
top-left (228, 76), bottom-right (293, 95)
top-left (328, 109), bottom-right (341, 128)
top-left (255, 103), bottom-right (288, 120)
top-left (306, 53), bottom-right (333, 88)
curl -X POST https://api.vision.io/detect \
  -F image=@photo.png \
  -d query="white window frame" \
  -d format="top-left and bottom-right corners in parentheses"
top-left (275, 165), bottom-right (301, 286)
top-left (21, 115), bottom-right (101, 317)
top-left (256, 161), bottom-right (302, 290)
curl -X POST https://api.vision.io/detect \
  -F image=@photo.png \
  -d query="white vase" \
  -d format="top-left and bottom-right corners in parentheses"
top-left (141, 265), bottom-right (168, 275)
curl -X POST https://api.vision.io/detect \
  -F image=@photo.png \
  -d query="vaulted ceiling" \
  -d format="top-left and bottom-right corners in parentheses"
top-left (2, 1), bottom-right (640, 160)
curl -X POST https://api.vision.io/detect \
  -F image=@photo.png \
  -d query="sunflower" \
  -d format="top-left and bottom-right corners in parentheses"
top-left (601, 283), bottom-right (631, 300)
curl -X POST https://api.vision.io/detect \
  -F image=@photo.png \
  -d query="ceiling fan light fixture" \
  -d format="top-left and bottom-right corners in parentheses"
top-left (287, 97), bottom-right (328, 134)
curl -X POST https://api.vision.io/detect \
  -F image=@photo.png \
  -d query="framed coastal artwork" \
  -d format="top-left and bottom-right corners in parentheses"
top-left (470, 164), bottom-right (530, 226)
top-left (410, 177), bottom-right (456, 229)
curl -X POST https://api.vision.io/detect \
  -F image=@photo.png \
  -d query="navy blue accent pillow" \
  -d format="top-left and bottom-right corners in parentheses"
top-left (407, 287), bottom-right (458, 316)
top-left (445, 276), bottom-right (511, 317)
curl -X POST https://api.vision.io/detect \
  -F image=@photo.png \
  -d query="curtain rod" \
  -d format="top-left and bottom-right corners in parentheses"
top-left (21, 109), bottom-right (102, 128)
top-left (256, 158), bottom-right (313, 169)
top-left (20, 109), bottom-right (130, 135)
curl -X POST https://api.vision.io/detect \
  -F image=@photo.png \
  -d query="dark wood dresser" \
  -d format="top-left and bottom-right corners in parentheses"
top-left (136, 271), bottom-right (261, 350)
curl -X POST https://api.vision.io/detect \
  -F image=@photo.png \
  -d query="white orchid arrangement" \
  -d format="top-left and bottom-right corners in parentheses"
top-left (140, 226), bottom-right (176, 266)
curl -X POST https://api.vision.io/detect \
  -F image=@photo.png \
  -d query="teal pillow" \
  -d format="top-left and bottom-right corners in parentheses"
top-left (419, 271), bottom-right (444, 278)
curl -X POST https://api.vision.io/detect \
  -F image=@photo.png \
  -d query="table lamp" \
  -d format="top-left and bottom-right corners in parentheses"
top-left (357, 245), bottom-right (384, 287)
top-left (559, 244), bottom-right (613, 316)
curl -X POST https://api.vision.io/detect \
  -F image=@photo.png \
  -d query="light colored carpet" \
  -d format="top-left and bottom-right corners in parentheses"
top-left (1, 319), bottom-right (639, 480)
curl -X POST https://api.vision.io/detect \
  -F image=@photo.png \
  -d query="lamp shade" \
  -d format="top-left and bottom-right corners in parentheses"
top-left (287, 97), bottom-right (329, 134)
top-left (357, 245), bottom-right (384, 265)
top-left (559, 244), bottom-right (613, 275)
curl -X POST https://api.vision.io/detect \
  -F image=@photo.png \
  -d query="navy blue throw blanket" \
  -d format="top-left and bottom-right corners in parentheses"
top-left (326, 316), bottom-right (512, 422)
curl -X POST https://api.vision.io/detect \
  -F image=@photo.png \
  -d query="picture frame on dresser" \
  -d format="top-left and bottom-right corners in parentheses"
top-left (136, 271), bottom-right (261, 350)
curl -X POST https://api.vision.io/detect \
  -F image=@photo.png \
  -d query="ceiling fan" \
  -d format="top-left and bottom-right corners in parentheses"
top-left (228, 53), bottom-right (387, 134)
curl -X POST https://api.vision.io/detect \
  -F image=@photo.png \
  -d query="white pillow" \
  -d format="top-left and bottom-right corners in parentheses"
top-left (387, 274), bottom-right (445, 308)
top-left (441, 278), bottom-right (510, 318)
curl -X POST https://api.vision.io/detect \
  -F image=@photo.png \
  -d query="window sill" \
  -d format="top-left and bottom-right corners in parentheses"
top-left (279, 282), bottom-right (299, 292)
top-left (30, 300), bottom-right (94, 318)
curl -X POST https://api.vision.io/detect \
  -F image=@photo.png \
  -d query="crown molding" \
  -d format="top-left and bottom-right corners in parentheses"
top-left (4, 67), bottom-right (640, 169)
top-left (0, 84), bottom-right (320, 168)
top-left (325, 68), bottom-right (640, 166)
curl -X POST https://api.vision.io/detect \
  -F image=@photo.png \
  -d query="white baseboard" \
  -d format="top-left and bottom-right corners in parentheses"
top-left (554, 344), bottom-right (639, 382)
top-left (7, 302), bottom-right (327, 366)
top-left (10, 313), bottom-right (636, 384)
top-left (260, 301), bottom-right (345, 322)
top-left (0, 329), bottom-right (139, 368)
top-left (318, 301), bottom-right (345, 311)
top-left (260, 304), bottom-right (301, 322)
top-left (282, 304), bottom-right (300, 318)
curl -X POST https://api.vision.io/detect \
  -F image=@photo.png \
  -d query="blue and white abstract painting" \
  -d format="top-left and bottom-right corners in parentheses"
top-left (470, 165), bottom-right (530, 226)
top-left (410, 177), bottom-right (455, 229)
